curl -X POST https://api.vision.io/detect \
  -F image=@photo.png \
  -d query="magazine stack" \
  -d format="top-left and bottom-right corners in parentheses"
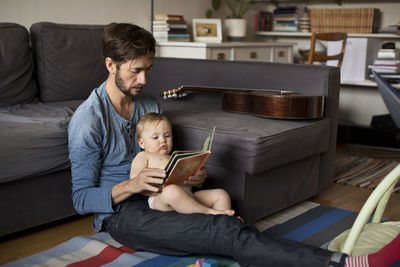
top-left (368, 48), bottom-right (400, 88)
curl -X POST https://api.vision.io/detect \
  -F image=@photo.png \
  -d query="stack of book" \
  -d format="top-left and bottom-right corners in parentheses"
top-left (379, 24), bottom-right (399, 34)
top-left (272, 6), bottom-right (298, 32)
top-left (152, 14), bottom-right (190, 43)
top-left (368, 48), bottom-right (400, 87)
top-left (310, 8), bottom-right (380, 33)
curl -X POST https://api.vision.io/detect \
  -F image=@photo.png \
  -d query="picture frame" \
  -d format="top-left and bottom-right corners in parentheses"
top-left (192, 19), bottom-right (222, 43)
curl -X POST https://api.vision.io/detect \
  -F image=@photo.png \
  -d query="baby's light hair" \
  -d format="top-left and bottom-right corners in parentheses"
top-left (136, 112), bottom-right (170, 139)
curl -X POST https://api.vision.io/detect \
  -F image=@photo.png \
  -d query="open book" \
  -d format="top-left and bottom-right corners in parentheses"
top-left (163, 126), bottom-right (215, 187)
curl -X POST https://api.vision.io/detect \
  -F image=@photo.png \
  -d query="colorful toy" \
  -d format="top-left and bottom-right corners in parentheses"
top-left (202, 258), bottom-right (219, 267)
top-left (195, 258), bottom-right (206, 266)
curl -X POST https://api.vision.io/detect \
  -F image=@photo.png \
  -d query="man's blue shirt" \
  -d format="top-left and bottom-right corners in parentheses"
top-left (68, 81), bottom-right (161, 231)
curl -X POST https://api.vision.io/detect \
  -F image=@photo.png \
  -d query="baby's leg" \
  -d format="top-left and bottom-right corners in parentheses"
top-left (194, 189), bottom-right (233, 212)
top-left (152, 185), bottom-right (233, 215)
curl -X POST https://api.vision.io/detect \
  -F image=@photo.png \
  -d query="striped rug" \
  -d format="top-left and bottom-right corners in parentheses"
top-left (334, 156), bottom-right (400, 192)
top-left (3, 202), bottom-right (358, 267)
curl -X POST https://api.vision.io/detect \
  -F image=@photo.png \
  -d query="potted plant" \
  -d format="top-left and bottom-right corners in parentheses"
top-left (206, 0), bottom-right (256, 41)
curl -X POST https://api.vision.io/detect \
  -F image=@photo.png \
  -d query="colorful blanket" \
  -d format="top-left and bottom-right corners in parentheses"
top-left (3, 232), bottom-right (239, 267)
top-left (4, 203), bottom-right (359, 266)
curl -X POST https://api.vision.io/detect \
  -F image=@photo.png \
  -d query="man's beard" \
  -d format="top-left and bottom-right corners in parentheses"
top-left (115, 69), bottom-right (143, 98)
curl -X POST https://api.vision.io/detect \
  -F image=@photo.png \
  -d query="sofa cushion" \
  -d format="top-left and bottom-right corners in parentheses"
top-left (30, 22), bottom-right (108, 102)
top-left (0, 100), bottom-right (82, 183)
top-left (163, 102), bottom-right (330, 175)
top-left (0, 23), bottom-right (37, 107)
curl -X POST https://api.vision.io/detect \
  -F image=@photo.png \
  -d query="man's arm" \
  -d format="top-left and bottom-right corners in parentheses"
top-left (111, 167), bottom-right (166, 205)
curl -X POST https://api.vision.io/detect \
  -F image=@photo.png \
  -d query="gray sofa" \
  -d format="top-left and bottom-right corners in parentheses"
top-left (0, 22), bottom-right (340, 237)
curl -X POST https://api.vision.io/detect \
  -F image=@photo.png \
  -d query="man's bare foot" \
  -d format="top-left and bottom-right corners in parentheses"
top-left (208, 208), bottom-right (235, 216)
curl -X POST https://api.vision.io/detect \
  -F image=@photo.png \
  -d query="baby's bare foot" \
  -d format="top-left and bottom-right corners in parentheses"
top-left (208, 209), bottom-right (235, 216)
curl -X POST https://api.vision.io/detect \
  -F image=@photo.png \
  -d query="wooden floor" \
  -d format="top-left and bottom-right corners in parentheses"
top-left (0, 143), bottom-right (399, 264)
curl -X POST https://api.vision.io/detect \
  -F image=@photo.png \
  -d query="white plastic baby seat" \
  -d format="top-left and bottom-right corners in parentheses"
top-left (328, 163), bottom-right (400, 256)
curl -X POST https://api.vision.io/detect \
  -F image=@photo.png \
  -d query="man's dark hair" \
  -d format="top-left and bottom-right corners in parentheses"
top-left (102, 23), bottom-right (156, 65)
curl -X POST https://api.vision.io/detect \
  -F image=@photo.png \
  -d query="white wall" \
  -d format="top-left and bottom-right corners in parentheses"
top-left (0, 0), bottom-right (152, 30)
top-left (4, 0), bottom-right (398, 43)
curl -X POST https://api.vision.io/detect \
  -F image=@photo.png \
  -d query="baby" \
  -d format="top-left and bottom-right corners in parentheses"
top-left (130, 112), bottom-right (234, 216)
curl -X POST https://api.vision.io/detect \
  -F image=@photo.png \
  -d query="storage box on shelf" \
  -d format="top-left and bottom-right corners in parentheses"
top-left (310, 8), bottom-right (380, 34)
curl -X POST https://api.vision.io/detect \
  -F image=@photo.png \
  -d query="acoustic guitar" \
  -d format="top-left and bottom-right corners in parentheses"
top-left (162, 85), bottom-right (325, 120)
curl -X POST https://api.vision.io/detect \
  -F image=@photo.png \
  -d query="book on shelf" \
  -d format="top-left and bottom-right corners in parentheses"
top-left (154, 14), bottom-right (184, 21)
top-left (272, 6), bottom-right (299, 32)
top-left (255, 11), bottom-right (273, 31)
top-left (168, 34), bottom-right (190, 42)
top-left (163, 126), bottom-right (215, 187)
top-left (369, 73), bottom-right (400, 82)
top-left (377, 49), bottom-right (400, 59)
top-left (368, 50), bottom-right (400, 77)
top-left (168, 23), bottom-right (188, 30)
top-left (168, 28), bottom-right (189, 34)
top-left (368, 65), bottom-right (400, 73)
top-left (379, 24), bottom-right (399, 34)
top-left (153, 14), bottom-right (190, 42)
top-left (373, 59), bottom-right (400, 65)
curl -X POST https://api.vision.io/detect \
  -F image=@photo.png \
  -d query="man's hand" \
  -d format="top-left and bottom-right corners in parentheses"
top-left (183, 167), bottom-right (207, 187)
top-left (130, 167), bottom-right (165, 195)
top-left (112, 167), bottom-right (165, 205)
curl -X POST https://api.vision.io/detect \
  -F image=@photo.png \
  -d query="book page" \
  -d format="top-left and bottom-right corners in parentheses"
top-left (201, 126), bottom-right (215, 151)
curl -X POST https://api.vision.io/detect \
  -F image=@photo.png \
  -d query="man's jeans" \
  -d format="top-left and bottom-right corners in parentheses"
top-left (104, 195), bottom-right (336, 267)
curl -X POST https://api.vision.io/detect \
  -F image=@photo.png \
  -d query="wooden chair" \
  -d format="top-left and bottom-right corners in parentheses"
top-left (307, 32), bottom-right (348, 68)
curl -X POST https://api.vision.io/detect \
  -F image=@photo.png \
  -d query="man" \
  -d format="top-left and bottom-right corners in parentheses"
top-left (68, 22), bottom-right (400, 267)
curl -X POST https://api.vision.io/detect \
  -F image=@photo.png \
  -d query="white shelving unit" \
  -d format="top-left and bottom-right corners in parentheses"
top-left (155, 41), bottom-right (295, 63)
